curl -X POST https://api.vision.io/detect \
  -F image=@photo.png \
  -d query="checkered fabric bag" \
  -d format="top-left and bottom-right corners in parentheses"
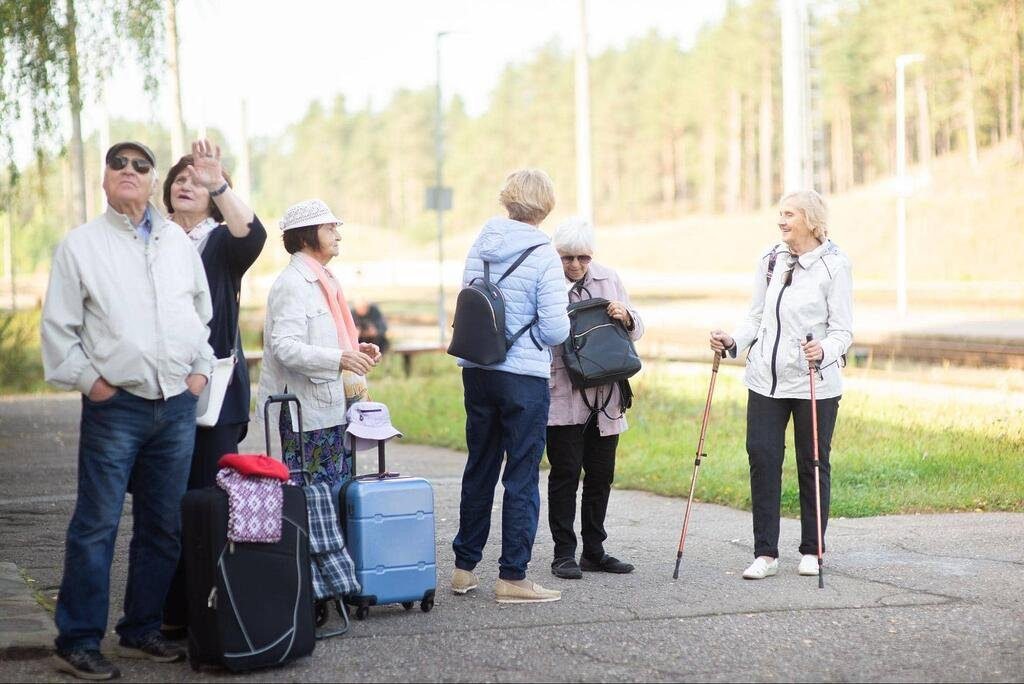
top-left (304, 482), bottom-right (360, 600)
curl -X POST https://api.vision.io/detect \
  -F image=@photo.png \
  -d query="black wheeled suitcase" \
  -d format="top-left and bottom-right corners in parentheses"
top-left (181, 394), bottom-right (315, 671)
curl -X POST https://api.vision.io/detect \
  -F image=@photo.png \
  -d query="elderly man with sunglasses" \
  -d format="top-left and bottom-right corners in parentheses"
top-left (41, 141), bottom-right (214, 680)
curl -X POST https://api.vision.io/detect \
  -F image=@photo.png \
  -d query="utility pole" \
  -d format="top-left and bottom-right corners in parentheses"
top-left (895, 54), bottom-right (924, 320)
top-left (574, 0), bottom-right (594, 222)
top-left (781, 0), bottom-right (812, 191)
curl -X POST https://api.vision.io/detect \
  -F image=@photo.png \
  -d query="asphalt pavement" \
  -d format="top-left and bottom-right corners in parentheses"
top-left (0, 393), bottom-right (1021, 682)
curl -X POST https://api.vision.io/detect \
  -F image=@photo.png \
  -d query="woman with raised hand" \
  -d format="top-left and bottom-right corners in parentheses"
top-left (710, 190), bottom-right (853, 580)
top-left (161, 138), bottom-right (267, 638)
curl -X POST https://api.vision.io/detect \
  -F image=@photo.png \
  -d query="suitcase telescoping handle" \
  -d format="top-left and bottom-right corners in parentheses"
top-left (350, 439), bottom-right (397, 480)
top-left (263, 393), bottom-right (311, 485)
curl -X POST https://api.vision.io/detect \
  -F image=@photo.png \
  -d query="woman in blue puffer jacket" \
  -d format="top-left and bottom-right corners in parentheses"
top-left (450, 168), bottom-right (570, 605)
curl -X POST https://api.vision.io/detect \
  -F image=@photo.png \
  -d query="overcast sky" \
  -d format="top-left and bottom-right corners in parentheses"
top-left (16, 0), bottom-right (728, 162)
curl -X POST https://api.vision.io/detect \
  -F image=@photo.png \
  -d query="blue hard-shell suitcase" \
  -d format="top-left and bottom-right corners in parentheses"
top-left (338, 440), bottom-right (436, 619)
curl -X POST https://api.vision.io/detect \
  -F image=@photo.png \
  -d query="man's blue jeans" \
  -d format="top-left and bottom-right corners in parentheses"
top-left (55, 389), bottom-right (197, 652)
top-left (453, 368), bottom-right (549, 581)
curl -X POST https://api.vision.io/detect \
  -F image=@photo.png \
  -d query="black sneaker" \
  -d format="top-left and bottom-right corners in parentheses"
top-left (52, 649), bottom-right (121, 681)
top-left (115, 632), bottom-right (186, 663)
top-left (551, 557), bottom-right (583, 579)
top-left (580, 554), bottom-right (635, 574)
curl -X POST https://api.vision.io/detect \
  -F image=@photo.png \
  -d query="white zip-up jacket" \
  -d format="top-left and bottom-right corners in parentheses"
top-left (728, 239), bottom-right (853, 400)
top-left (255, 254), bottom-right (349, 433)
top-left (41, 204), bottom-right (214, 400)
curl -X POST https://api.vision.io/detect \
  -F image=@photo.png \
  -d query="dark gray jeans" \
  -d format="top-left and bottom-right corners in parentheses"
top-left (746, 389), bottom-right (840, 559)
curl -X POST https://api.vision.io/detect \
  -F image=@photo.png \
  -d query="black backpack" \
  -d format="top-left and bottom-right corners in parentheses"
top-left (447, 245), bottom-right (542, 366)
top-left (562, 285), bottom-right (642, 392)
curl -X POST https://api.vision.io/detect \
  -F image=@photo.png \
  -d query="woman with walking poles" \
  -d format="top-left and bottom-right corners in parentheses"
top-left (709, 189), bottom-right (853, 580)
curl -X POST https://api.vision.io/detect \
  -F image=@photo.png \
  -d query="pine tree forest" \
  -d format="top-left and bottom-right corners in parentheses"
top-left (3, 0), bottom-right (1023, 273)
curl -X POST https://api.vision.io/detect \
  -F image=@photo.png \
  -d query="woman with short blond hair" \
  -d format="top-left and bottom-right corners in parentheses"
top-left (449, 168), bottom-right (571, 604)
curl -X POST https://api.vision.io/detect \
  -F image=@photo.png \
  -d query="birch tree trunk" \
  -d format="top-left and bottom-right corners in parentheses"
top-left (1012, 0), bottom-right (1022, 156)
top-left (915, 76), bottom-right (932, 169)
top-left (759, 57), bottom-right (774, 208)
top-left (724, 88), bottom-right (741, 213)
top-left (66, 0), bottom-right (87, 226)
top-left (165, 0), bottom-right (186, 159)
top-left (700, 120), bottom-right (717, 213)
top-left (963, 61), bottom-right (980, 169)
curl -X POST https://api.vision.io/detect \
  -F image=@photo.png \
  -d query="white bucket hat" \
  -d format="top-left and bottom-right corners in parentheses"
top-left (279, 198), bottom-right (344, 232)
top-left (345, 401), bottom-right (403, 452)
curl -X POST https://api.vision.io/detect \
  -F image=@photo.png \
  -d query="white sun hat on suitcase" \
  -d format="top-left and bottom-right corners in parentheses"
top-left (345, 401), bottom-right (402, 452)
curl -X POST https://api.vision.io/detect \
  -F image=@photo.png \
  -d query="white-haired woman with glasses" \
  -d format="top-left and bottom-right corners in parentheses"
top-left (710, 190), bottom-right (853, 580)
top-left (547, 217), bottom-right (644, 580)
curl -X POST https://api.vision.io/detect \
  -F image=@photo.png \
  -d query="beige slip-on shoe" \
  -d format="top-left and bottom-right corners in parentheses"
top-left (452, 568), bottom-right (479, 595)
top-left (494, 578), bottom-right (562, 604)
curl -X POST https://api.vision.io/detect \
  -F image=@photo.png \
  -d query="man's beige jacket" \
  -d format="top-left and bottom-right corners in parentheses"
top-left (41, 204), bottom-right (214, 400)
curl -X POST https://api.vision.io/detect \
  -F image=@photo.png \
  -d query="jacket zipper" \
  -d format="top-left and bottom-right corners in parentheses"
top-left (768, 275), bottom-right (793, 396)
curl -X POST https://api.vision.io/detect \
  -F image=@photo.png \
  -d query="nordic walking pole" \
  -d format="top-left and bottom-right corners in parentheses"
top-left (806, 333), bottom-right (825, 589)
top-left (673, 350), bottom-right (722, 580)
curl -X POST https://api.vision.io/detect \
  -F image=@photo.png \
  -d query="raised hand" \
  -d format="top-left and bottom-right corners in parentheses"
top-left (186, 139), bottom-right (226, 192)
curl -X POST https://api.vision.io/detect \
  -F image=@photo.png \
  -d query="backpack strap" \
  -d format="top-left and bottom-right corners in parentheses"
top-left (496, 244), bottom-right (544, 351)
top-left (569, 281), bottom-right (592, 302)
top-left (496, 244), bottom-right (542, 284)
top-left (507, 314), bottom-right (541, 351)
top-left (765, 245), bottom-right (781, 287)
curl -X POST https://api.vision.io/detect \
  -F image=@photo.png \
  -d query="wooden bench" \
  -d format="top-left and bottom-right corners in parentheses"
top-left (391, 343), bottom-right (446, 377)
top-left (243, 345), bottom-right (446, 378)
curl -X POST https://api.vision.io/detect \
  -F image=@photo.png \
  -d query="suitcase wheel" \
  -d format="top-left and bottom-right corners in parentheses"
top-left (402, 601), bottom-right (414, 611)
top-left (421, 596), bottom-right (434, 613)
top-left (355, 605), bottom-right (370, 620)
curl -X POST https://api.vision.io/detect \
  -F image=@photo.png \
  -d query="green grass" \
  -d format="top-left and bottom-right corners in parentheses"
top-left (367, 355), bottom-right (1024, 518)
top-left (0, 308), bottom-right (48, 394)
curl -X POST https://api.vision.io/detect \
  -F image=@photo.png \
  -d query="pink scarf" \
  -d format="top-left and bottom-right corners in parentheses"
top-left (300, 254), bottom-right (360, 351)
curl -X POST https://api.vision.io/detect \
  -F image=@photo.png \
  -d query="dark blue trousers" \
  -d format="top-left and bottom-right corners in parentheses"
top-left (453, 368), bottom-right (550, 581)
top-left (55, 389), bottom-right (196, 651)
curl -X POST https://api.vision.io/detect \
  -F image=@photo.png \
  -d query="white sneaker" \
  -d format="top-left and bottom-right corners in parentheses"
top-left (742, 557), bottom-right (779, 579)
top-left (798, 554), bottom-right (821, 576)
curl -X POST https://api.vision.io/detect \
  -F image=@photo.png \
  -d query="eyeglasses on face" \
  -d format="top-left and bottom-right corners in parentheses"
top-left (107, 156), bottom-right (153, 174)
top-left (560, 254), bottom-right (592, 265)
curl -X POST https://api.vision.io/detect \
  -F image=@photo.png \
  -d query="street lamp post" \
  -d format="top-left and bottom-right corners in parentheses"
top-left (896, 53), bottom-right (924, 320)
top-left (435, 31), bottom-right (449, 347)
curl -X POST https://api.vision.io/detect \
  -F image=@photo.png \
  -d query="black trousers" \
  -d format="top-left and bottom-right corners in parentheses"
top-left (746, 390), bottom-right (840, 559)
top-left (163, 421), bottom-right (245, 627)
top-left (546, 422), bottom-right (619, 562)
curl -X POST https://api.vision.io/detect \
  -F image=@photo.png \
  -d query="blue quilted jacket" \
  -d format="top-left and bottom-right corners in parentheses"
top-left (455, 217), bottom-right (570, 379)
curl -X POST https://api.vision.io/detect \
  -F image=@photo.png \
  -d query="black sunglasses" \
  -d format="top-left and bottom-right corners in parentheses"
top-left (560, 254), bottom-right (592, 265)
top-left (107, 156), bottom-right (153, 174)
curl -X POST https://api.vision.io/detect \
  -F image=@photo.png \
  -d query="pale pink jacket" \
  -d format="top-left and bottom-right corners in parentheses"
top-left (547, 261), bottom-right (644, 436)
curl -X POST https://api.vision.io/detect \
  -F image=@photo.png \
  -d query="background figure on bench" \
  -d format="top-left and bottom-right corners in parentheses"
top-left (255, 199), bottom-right (382, 487)
top-left (351, 299), bottom-right (390, 353)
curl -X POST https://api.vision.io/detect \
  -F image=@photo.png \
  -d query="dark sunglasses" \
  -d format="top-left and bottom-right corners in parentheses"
top-left (560, 254), bottom-right (592, 265)
top-left (107, 156), bottom-right (153, 174)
